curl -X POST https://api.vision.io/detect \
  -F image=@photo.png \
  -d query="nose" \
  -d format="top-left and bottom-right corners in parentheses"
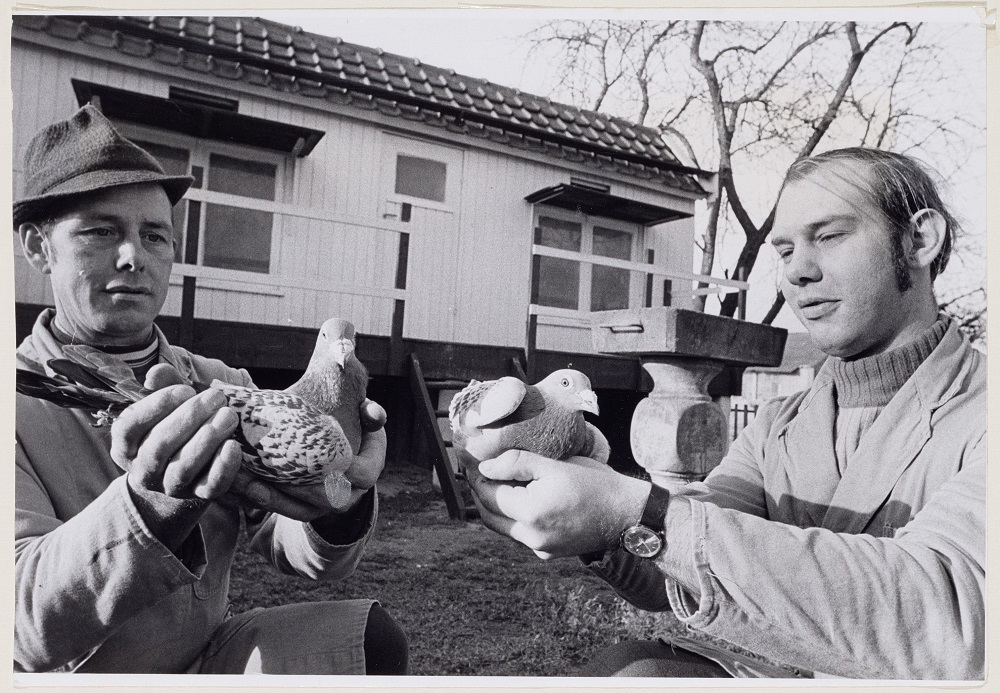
top-left (783, 246), bottom-right (822, 287)
top-left (116, 234), bottom-right (147, 273)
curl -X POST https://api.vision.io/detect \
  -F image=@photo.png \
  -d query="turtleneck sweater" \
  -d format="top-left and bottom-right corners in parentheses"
top-left (831, 316), bottom-right (949, 475)
top-left (49, 319), bottom-right (160, 384)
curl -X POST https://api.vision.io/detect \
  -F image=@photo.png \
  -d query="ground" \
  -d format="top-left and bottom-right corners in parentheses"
top-left (228, 463), bottom-right (674, 676)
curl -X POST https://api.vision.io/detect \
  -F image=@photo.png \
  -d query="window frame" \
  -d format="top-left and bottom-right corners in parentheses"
top-left (382, 133), bottom-right (463, 214)
top-left (115, 121), bottom-right (291, 276)
top-left (531, 206), bottom-right (644, 314)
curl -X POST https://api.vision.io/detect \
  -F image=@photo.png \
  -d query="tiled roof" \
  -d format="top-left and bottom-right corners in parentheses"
top-left (13, 14), bottom-right (709, 193)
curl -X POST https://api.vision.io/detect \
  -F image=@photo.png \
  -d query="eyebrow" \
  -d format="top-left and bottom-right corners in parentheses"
top-left (771, 213), bottom-right (859, 246)
top-left (74, 212), bottom-right (172, 229)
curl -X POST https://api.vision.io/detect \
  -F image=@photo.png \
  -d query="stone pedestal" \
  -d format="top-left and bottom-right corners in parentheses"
top-left (593, 308), bottom-right (787, 489)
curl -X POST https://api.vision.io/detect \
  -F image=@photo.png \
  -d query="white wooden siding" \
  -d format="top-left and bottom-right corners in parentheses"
top-left (12, 37), bottom-right (706, 355)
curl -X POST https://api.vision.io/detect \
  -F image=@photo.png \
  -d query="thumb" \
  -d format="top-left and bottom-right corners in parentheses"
top-left (145, 363), bottom-right (188, 391)
top-left (479, 449), bottom-right (551, 482)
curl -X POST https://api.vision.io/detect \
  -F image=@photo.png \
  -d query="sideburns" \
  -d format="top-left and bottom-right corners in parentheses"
top-left (888, 226), bottom-right (913, 293)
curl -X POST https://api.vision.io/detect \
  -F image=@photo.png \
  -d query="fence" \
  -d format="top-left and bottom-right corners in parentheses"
top-left (730, 401), bottom-right (759, 441)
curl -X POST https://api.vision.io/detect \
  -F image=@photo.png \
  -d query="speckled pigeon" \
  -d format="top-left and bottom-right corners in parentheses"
top-left (449, 369), bottom-right (610, 464)
top-left (15, 318), bottom-right (382, 506)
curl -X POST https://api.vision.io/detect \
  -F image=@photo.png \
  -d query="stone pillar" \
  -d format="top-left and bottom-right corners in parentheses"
top-left (631, 357), bottom-right (729, 490)
top-left (593, 307), bottom-right (787, 488)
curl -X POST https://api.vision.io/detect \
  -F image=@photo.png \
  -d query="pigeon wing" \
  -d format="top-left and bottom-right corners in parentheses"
top-left (449, 377), bottom-right (529, 430)
top-left (59, 344), bottom-right (150, 400)
top-left (212, 381), bottom-right (352, 485)
top-left (15, 368), bottom-right (133, 411)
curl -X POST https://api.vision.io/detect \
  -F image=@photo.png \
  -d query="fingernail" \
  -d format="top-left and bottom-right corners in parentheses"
top-left (206, 389), bottom-right (227, 407)
top-left (212, 407), bottom-right (235, 429)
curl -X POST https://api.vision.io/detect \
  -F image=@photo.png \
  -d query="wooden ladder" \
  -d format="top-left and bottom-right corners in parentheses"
top-left (407, 354), bottom-right (528, 521)
top-left (407, 354), bottom-right (472, 521)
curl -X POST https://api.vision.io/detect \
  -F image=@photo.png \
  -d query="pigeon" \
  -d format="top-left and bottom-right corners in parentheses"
top-left (449, 369), bottom-right (610, 464)
top-left (209, 318), bottom-right (377, 504)
top-left (15, 318), bottom-right (383, 506)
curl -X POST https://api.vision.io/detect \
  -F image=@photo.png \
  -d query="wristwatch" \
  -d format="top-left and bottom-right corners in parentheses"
top-left (620, 483), bottom-right (670, 559)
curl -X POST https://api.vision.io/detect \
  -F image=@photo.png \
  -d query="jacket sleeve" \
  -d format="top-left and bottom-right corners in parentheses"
top-left (14, 441), bottom-right (208, 672)
top-left (658, 434), bottom-right (985, 679)
top-left (584, 399), bottom-right (778, 609)
top-left (245, 492), bottom-right (377, 581)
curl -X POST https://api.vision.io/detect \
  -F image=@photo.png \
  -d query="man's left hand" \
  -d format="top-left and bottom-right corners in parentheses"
top-left (464, 449), bottom-right (650, 559)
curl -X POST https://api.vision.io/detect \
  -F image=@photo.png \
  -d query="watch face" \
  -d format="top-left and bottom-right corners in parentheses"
top-left (622, 525), bottom-right (664, 559)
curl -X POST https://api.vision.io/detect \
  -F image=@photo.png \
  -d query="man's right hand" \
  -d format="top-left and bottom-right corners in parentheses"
top-left (110, 365), bottom-right (243, 553)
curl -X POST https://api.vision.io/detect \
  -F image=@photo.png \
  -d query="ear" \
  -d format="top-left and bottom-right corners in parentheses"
top-left (19, 222), bottom-right (53, 274)
top-left (905, 209), bottom-right (947, 271)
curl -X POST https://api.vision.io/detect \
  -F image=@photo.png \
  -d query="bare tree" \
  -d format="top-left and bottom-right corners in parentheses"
top-left (528, 20), bottom-right (984, 322)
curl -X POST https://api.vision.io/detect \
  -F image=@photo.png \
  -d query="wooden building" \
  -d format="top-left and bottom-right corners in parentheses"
top-left (12, 16), bottom-right (747, 498)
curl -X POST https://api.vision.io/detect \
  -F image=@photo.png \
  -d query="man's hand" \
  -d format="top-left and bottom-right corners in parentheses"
top-left (138, 366), bottom-right (387, 525)
top-left (110, 365), bottom-right (243, 552)
top-left (227, 424), bottom-right (388, 523)
top-left (464, 449), bottom-right (650, 559)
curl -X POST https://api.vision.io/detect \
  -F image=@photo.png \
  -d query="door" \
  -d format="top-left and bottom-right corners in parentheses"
top-left (381, 133), bottom-right (464, 342)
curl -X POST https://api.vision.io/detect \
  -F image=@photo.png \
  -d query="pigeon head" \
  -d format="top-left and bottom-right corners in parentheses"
top-left (538, 369), bottom-right (599, 415)
top-left (317, 318), bottom-right (357, 369)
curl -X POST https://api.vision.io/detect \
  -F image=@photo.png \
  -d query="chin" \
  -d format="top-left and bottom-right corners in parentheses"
top-left (98, 316), bottom-right (158, 342)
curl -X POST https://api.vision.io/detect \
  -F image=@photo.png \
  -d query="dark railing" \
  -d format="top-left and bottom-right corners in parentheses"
top-left (730, 401), bottom-right (758, 441)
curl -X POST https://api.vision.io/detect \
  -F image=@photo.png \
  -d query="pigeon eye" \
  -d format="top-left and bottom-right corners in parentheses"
top-left (560, 378), bottom-right (570, 388)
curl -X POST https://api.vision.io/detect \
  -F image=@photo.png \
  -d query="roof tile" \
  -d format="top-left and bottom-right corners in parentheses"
top-left (212, 16), bottom-right (242, 33)
top-left (183, 51), bottom-right (212, 74)
top-left (120, 34), bottom-right (154, 58)
top-left (153, 43), bottom-right (183, 66)
top-left (211, 57), bottom-right (243, 80)
top-left (13, 14), bottom-right (705, 192)
top-left (48, 16), bottom-right (84, 40)
top-left (80, 24), bottom-right (118, 49)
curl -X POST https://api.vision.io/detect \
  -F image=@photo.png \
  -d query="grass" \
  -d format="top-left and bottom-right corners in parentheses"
top-left (227, 464), bottom-right (680, 676)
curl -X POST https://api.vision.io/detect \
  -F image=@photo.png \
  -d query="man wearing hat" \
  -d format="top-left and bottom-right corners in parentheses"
top-left (13, 105), bottom-right (408, 674)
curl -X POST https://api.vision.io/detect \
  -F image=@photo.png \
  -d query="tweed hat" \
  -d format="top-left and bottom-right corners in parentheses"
top-left (13, 105), bottom-right (194, 227)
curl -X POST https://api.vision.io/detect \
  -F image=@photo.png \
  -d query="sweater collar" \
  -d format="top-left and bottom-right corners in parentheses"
top-left (830, 316), bottom-right (950, 408)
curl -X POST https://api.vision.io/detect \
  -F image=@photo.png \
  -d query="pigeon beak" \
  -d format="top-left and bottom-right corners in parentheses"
top-left (579, 389), bottom-right (599, 415)
top-left (331, 338), bottom-right (355, 368)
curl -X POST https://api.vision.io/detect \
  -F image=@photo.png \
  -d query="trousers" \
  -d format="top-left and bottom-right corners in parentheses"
top-left (580, 639), bottom-right (732, 677)
top-left (193, 600), bottom-right (376, 674)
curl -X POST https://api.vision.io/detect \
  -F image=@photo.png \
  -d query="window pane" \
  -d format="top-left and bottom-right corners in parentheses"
top-left (203, 204), bottom-right (272, 273)
top-left (131, 140), bottom-right (190, 261)
top-left (395, 155), bottom-right (447, 202)
top-left (208, 154), bottom-right (277, 201)
top-left (535, 217), bottom-right (582, 251)
top-left (593, 226), bottom-right (632, 260)
top-left (591, 265), bottom-right (630, 311)
top-left (536, 256), bottom-right (579, 310)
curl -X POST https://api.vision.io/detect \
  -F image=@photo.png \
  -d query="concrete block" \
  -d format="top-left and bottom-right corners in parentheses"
top-left (592, 307), bottom-right (787, 367)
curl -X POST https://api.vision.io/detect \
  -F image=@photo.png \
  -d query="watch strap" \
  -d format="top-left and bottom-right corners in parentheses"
top-left (638, 482), bottom-right (671, 532)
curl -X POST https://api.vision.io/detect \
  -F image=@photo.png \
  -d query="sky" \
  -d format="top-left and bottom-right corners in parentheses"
top-left (258, 8), bottom-right (987, 333)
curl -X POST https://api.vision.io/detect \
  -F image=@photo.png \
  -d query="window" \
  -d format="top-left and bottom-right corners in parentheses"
top-left (128, 129), bottom-right (284, 274)
top-left (532, 212), bottom-right (640, 312)
top-left (394, 155), bottom-right (447, 203)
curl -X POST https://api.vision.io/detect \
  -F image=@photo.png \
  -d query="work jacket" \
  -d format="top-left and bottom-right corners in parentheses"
top-left (14, 310), bottom-right (376, 673)
top-left (589, 320), bottom-right (985, 679)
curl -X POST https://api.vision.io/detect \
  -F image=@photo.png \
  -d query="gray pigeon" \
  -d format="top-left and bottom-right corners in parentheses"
top-left (449, 369), bottom-right (609, 463)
